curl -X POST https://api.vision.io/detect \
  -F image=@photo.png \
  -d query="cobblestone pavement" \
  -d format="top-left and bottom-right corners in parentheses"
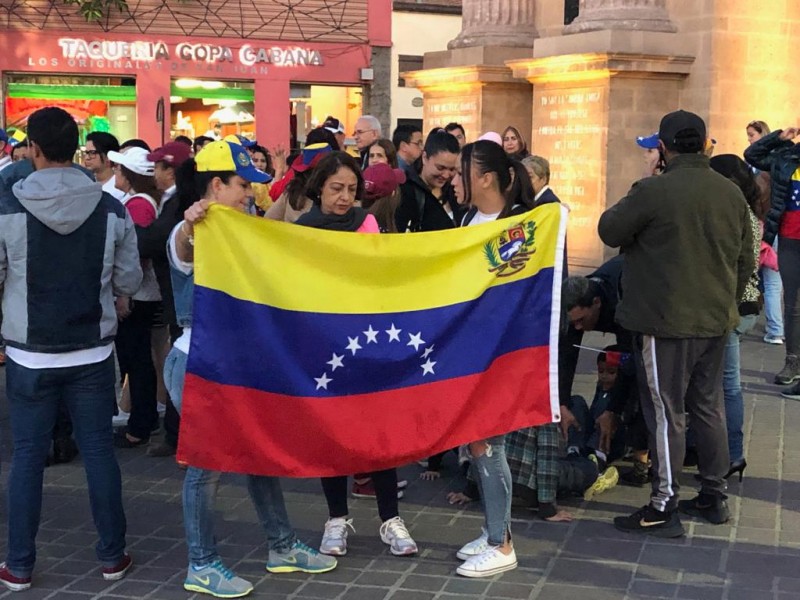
top-left (0, 328), bottom-right (797, 599)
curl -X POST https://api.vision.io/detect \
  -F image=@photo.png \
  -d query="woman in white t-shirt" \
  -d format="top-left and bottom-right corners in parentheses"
top-left (449, 140), bottom-right (535, 578)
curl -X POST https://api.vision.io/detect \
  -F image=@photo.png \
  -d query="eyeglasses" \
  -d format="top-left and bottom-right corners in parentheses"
top-left (84, 150), bottom-right (101, 157)
top-left (353, 129), bottom-right (375, 136)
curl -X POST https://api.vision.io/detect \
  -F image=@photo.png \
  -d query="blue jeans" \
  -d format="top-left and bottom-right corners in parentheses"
top-left (164, 346), bottom-right (188, 415)
top-left (566, 394), bottom-right (625, 461)
top-left (762, 256), bottom-right (784, 338)
top-left (5, 355), bottom-right (126, 577)
top-left (724, 314), bottom-right (757, 463)
top-left (165, 347), bottom-right (296, 565)
top-left (469, 435), bottom-right (512, 546)
top-left (183, 468), bottom-right (296, 566)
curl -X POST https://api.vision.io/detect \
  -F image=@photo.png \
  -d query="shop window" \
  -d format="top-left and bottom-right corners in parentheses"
top-left (4, 74), bottom-right (137, 143)
top-left (170, 79), bottom-right (255, 142)
top-left (290, 84), bottom-right (362, 151)
top-left (398, 55), bottom-right (423, 87)
top-left (564, 0), bottom-right (580, 25)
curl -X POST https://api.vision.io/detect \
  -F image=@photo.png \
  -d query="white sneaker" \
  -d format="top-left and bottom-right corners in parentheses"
top-left (320, 517), bottom-right (354, 556)
top-left (112, 409), bottom-right (130, 427)
top-left (456, 528), bottom-right (489, 561)
top-left (456, 545), bottom-right (517, 578)
top-left (379, 517), bottom-right (418, 556)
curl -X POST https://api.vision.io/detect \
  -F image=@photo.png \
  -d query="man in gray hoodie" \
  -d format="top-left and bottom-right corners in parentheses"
top-left (0, 107), bottom-right (142, 592)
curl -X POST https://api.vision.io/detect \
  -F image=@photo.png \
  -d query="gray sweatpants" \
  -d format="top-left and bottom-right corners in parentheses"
top-left (633, 334), bottom-right (729, 512)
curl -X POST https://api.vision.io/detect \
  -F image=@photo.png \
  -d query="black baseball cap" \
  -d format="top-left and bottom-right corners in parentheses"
top-left (658, 110), bottom-right (706, 146)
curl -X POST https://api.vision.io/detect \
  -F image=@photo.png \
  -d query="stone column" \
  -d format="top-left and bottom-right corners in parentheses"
top-left (564, 0), bottom-right (675, 33)
top-left (448, 0), bottom-right (537, 49)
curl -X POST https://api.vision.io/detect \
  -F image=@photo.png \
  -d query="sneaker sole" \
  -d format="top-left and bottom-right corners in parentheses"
top-left (319, 547), bottom-right (347, 557)
top-left (456, 560), bottom-right (517, 578)
top-left (103, 562), bottom-right (132, 581)
top-left (184, 582), bottom-right (253, 598)
top-left (613, 521), bottom-right (685, 538)
top-left (266, 562), bottom-right (337, 574)
top-left (781, 393), bottom-right (800, 401)
top-left (775, 375), bottom-right (800, 385)
top-left (0, 580), bottom-right (31, 592)
top-left (380, 534), bottom-right (418, 556)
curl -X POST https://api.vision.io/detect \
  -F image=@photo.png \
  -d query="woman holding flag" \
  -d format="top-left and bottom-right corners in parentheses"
top-left (295, 151), bottom-right (419, 558)
top-left (449, 139), bottom-right (535, 578)
top-left (165, 139), bottom-right (337, 598)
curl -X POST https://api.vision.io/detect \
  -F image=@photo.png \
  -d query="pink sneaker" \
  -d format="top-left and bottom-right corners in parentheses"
top-left (102, 554), bottom-right (133, 581)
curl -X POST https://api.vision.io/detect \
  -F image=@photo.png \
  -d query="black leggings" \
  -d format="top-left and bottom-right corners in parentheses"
top-left (115, 300), bottom-right (159, 439)
top-left (321, 468), bottom-right (398, 522)
top-left (780, 237), bottom-right (800, 356)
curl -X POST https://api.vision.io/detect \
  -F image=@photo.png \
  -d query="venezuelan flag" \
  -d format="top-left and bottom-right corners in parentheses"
top-left (177, 203), bottom-right (568, 477)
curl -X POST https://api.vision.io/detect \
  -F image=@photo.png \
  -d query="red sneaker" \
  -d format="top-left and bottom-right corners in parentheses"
top-left (352, 480), bottom-right (404, 500)
top-left (352, 479), bottom-right (376, 498)
top-left (0, 563), bottom-right (31, 591)
top-left (102, 554), bottom-right (132, 581)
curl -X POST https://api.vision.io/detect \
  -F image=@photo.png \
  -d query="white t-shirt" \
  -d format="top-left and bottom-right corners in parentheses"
top-left (7, 344), bottom-right (113, 369)
top-left (102, 176), bottom-right (127, 202)
top-left (467, 210), bottom-right (501, 226)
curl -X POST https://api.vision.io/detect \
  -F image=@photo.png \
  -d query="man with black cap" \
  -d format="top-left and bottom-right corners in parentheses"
top-left (599, 110), bottom-right (754, 537)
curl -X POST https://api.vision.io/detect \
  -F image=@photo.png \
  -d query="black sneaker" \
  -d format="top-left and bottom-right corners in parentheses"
top-left (781, 381), bottom-right (800, 401)
top-left (678, 493), bottom-right (729, 524)
top-left (620, 462), bottom-right (651, 487)
top-left (775, 355), bottom-right (800, 385)
top-left (614, 505), bottom-right (685, 538)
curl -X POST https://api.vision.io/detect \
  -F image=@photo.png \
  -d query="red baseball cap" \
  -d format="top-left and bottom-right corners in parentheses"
top-left (363, 163), bottom-right (406, 201)
top-left (147, 142), bottom-right (192, 168)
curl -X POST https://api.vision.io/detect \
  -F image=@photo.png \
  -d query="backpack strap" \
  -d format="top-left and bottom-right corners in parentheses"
top-left (460, 206), bottom-right (478, 227)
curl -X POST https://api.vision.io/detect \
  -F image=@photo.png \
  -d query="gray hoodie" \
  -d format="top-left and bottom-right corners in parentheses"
top-left (0, 167), bottom-right (142, 353)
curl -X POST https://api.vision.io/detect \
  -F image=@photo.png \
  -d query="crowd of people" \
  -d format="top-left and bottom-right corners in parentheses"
top-left (0, 104), bottom-right (790, 596)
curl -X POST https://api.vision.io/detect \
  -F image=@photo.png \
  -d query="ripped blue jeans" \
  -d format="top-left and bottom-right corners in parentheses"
top-left (470, 434), bottom-right (512, 546)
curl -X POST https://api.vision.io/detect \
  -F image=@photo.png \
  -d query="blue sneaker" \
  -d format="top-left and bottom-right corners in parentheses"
top-left (183, 560), bottom-right (253, 598)
top-left (266, 540), bottom-right (338, 574)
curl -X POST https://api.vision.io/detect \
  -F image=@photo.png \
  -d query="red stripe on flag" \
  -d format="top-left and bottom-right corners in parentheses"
top-left (177, 346), bottom-right (554, 477)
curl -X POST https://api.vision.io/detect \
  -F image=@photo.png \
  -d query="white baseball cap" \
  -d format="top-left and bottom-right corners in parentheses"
top-left (106, 147), bottom-right (155, 176)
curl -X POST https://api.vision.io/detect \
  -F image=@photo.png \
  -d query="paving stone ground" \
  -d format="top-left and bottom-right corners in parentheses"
top-left (0, 326), bottom-right (797, 599)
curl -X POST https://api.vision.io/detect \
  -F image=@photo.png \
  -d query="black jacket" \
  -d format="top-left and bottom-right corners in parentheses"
top-left (559, 255), bottom-right (633, 413)
top-left (744, 130), bottom-right (800, 245)
top-left (135, 193), bottom-right (183, 328)
top-left (395, 169), bottom-right (462, 232)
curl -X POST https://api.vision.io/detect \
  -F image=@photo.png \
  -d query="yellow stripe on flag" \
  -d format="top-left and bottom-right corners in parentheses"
top-left (194, 203), bottom-right (563, 314)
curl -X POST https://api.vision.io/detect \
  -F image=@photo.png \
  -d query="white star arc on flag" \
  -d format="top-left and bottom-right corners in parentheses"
top-left (312, 324), bottom-right (437, 391)
top-left (407, 332), bottom-right (425, 351)
top-left (315, 373), bottom-right (332, 390)
top-left (386, 323), bottom-right (401, 342)
top-left (346, 336), bottom-right (362, 355)
top-left (363, 325), bottom-right (379, 343)
top-left (327, 353), bottom-right (344, 371)
top-left (421, 359), bottom-right (437, 375)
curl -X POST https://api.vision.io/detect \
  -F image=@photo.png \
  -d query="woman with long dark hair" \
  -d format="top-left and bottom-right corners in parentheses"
top-left (106, 147), bottom-right (163, 448)
top-left (707, 154), bottom-right (762, 482)
top-left (447, 140), bottom-right (535, 578)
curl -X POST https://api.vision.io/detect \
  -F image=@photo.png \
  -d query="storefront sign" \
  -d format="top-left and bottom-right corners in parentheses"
top-left (46, 37), bottom-right (323, 69)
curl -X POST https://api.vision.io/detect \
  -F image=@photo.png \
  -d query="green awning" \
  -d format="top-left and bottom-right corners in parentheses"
top-left (170, 85), bottom-right (254, 101)
top-left (7, 83), bottom-right (136, 101)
